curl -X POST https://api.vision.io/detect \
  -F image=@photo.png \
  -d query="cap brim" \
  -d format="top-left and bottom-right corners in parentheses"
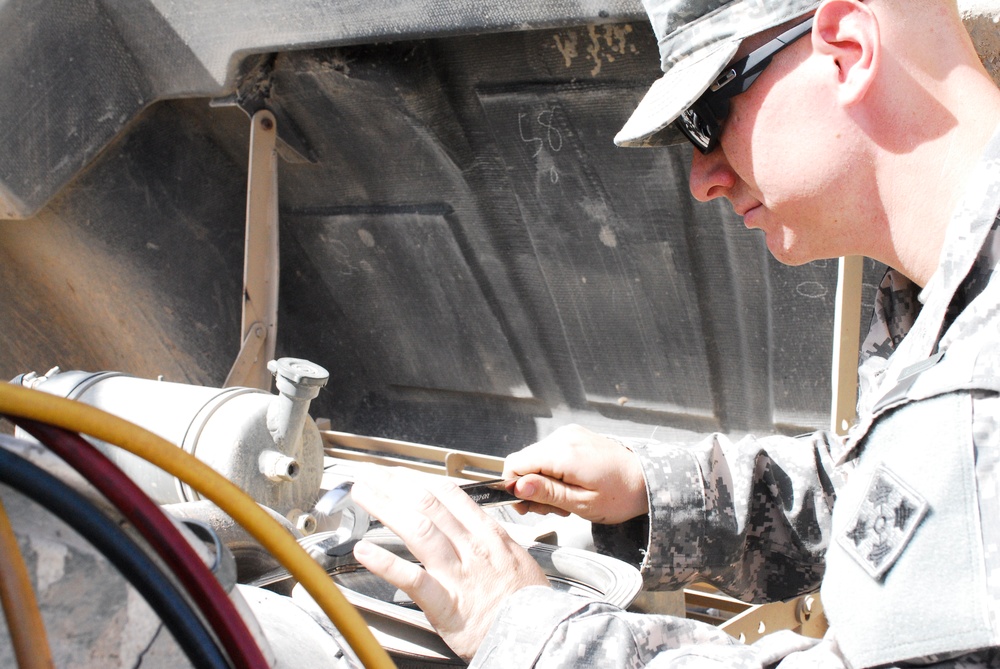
top-left (614, 39), bottom-right (742, 148)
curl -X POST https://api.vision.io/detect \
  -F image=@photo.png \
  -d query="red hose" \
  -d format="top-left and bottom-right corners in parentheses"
top-left (15, 419), bottom-right (271, 669)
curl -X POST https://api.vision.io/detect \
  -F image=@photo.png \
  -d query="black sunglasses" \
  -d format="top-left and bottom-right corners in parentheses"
top-left (674, 16), bottom-right (815, 154)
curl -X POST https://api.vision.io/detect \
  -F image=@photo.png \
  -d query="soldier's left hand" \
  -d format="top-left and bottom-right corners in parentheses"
top-left (350, 466), bottom-right (550, 661)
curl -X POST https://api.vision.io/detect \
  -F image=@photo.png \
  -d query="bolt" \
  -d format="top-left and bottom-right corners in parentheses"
top-left (295, 513), bottom-right (317, 535)
top-left (796, 595), bottom-right (815, 622)
top-left (259, 449), bottom-right (300, 482)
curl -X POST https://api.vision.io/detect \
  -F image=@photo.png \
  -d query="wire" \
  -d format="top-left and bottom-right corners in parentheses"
top-left (0, 445), bottom-right (232, 669)
top-left (0, 495), bottom-right (55, 669)
top-left (0, 382), bottom-right (395, 669)
top-left (15, 419), bottom-right (270, 669)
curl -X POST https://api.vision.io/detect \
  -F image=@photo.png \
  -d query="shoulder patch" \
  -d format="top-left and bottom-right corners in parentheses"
top-left (837, 464), bottom-right (929, 580)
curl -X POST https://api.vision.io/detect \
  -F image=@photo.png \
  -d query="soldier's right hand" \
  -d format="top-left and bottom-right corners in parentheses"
top-left (502, 424), bottom-right (649, 525)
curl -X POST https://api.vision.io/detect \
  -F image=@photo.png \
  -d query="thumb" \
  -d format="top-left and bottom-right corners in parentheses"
top-left (514, 473), bottom-right (574, 512)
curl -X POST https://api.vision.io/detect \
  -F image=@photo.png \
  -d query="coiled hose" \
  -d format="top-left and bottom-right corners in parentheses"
top-left (0, 382), bottom-right (395, 669)
top-left (0, 445), bottom-right (233, 669)
top-left (15, 418), bottom-right (271, 669)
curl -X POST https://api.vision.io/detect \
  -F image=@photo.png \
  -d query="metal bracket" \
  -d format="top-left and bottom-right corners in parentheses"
top-left (320, 430), bottom-right (506, 482)
top-left (224, 109), bottom-right (279, 390)
top-left (223, 321), bottom-right (266, 388)
top-left (210, 57), bottom-right (317, 164)
top-left (830, 256), bottom-right (864, 435)
top-left (717, 593), bottom-right (827, 645)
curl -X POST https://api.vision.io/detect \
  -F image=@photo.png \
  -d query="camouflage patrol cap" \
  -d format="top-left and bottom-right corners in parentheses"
top-left (615, 0), bottom-right (821, 147)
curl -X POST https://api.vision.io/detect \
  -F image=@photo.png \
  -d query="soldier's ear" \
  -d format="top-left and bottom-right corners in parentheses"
top-left (812, 0), bottom-right (880, 107)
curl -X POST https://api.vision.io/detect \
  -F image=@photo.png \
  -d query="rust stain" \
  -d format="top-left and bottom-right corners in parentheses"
top-left (554, 24), bottom-right (636, 77)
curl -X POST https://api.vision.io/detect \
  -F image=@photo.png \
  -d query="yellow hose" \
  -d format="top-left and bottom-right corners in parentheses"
top-left (0, 383), bottom-right (395, 669)
top-left (0, 496), bottom-right (55, 669)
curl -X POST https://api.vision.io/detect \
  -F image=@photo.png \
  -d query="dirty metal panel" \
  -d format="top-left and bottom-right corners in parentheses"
top-left (478, 86), bottom-right (716, 423)
top-left (768, 258), bottom-right (841, 431)
top-left (0, 101), bottom-right (247, 387)
top-left (0, 18), bottom-right (888, 453)
top-left (0, 0), bottom-right (149, 218)
top-left (262, 22), bottom-right (852, 439)
top-left (144, 0), bottom-right (647, 86)
top-left (0, 0), bottom-right (645, 219)
top-left (288, 209), bottom-right (533, 400)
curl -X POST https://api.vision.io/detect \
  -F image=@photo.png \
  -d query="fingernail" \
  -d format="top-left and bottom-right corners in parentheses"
top-left (521, 481), bottom-right (535, 497)
top-left (353, 540), bottom-right (372, 558)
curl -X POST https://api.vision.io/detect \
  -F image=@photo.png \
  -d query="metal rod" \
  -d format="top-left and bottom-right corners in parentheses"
top-left (226, 109), bottom-right (279, 390)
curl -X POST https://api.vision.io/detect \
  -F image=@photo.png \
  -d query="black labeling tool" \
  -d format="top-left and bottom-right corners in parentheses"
top-left (459, 478), bottom-right (520, 507)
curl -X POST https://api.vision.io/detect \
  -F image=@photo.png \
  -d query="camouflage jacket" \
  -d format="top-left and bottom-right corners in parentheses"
top-left (471, 128), bottom-right (1000, 668)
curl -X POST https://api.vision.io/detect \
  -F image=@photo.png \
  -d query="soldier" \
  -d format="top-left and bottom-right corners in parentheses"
top-left (351, 0), bottom-right (1000, 666)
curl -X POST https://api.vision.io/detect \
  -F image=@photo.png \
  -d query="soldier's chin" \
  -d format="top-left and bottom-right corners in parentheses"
top-left (763, 234), bottom-right (812, 267)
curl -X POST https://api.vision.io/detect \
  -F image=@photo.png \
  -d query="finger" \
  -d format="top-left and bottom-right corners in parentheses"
top-left (424, 479), bottom-right (530, 568)
top-left (354, 470), bottom-right (497, 576)
top-left (512, 500), bottom-right (570, 517)
top-left (418, 478), bottom-right (486, 549)
top-left (428, 478), bottom-right (489, 531)
top-left (351, 538), bottom-right (423, 592)
top-left (350, 475), bottom-right (459, 566)
top-left (503, 442), bottom-right (565, 480)
top-left (503, 424), bottom-right (599, 481)
top-left (419, 485), bottom-right (548, 587)
top-left (352, 539), bottom-right (451, 614)
top-left (513, 473), bottom-right (587, 514)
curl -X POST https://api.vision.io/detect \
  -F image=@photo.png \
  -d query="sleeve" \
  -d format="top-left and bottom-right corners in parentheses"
top-left (593, 430), bottom-right (842, 603)
top-left (470, 586), bottom-right (745, 669)
top-left (469, 431), bottom-right (842, 668)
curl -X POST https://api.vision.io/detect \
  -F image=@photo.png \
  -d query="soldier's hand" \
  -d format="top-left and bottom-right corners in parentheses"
top-left (502, 424), bottom-right (648, 525)
top-left (350, 467), bottom-right (549, 661)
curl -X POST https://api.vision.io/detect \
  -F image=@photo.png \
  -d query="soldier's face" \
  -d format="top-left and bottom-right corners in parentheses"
top-left (686, 22), bottom-right (864, 266)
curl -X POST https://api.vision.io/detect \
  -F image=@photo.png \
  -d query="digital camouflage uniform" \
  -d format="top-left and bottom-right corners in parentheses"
top-left (471, 128), bottom-right (1000, 668)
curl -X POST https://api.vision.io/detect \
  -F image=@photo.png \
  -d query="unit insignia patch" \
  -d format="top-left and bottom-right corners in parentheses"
top-left (837, 464), bottom-right (929, 580)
